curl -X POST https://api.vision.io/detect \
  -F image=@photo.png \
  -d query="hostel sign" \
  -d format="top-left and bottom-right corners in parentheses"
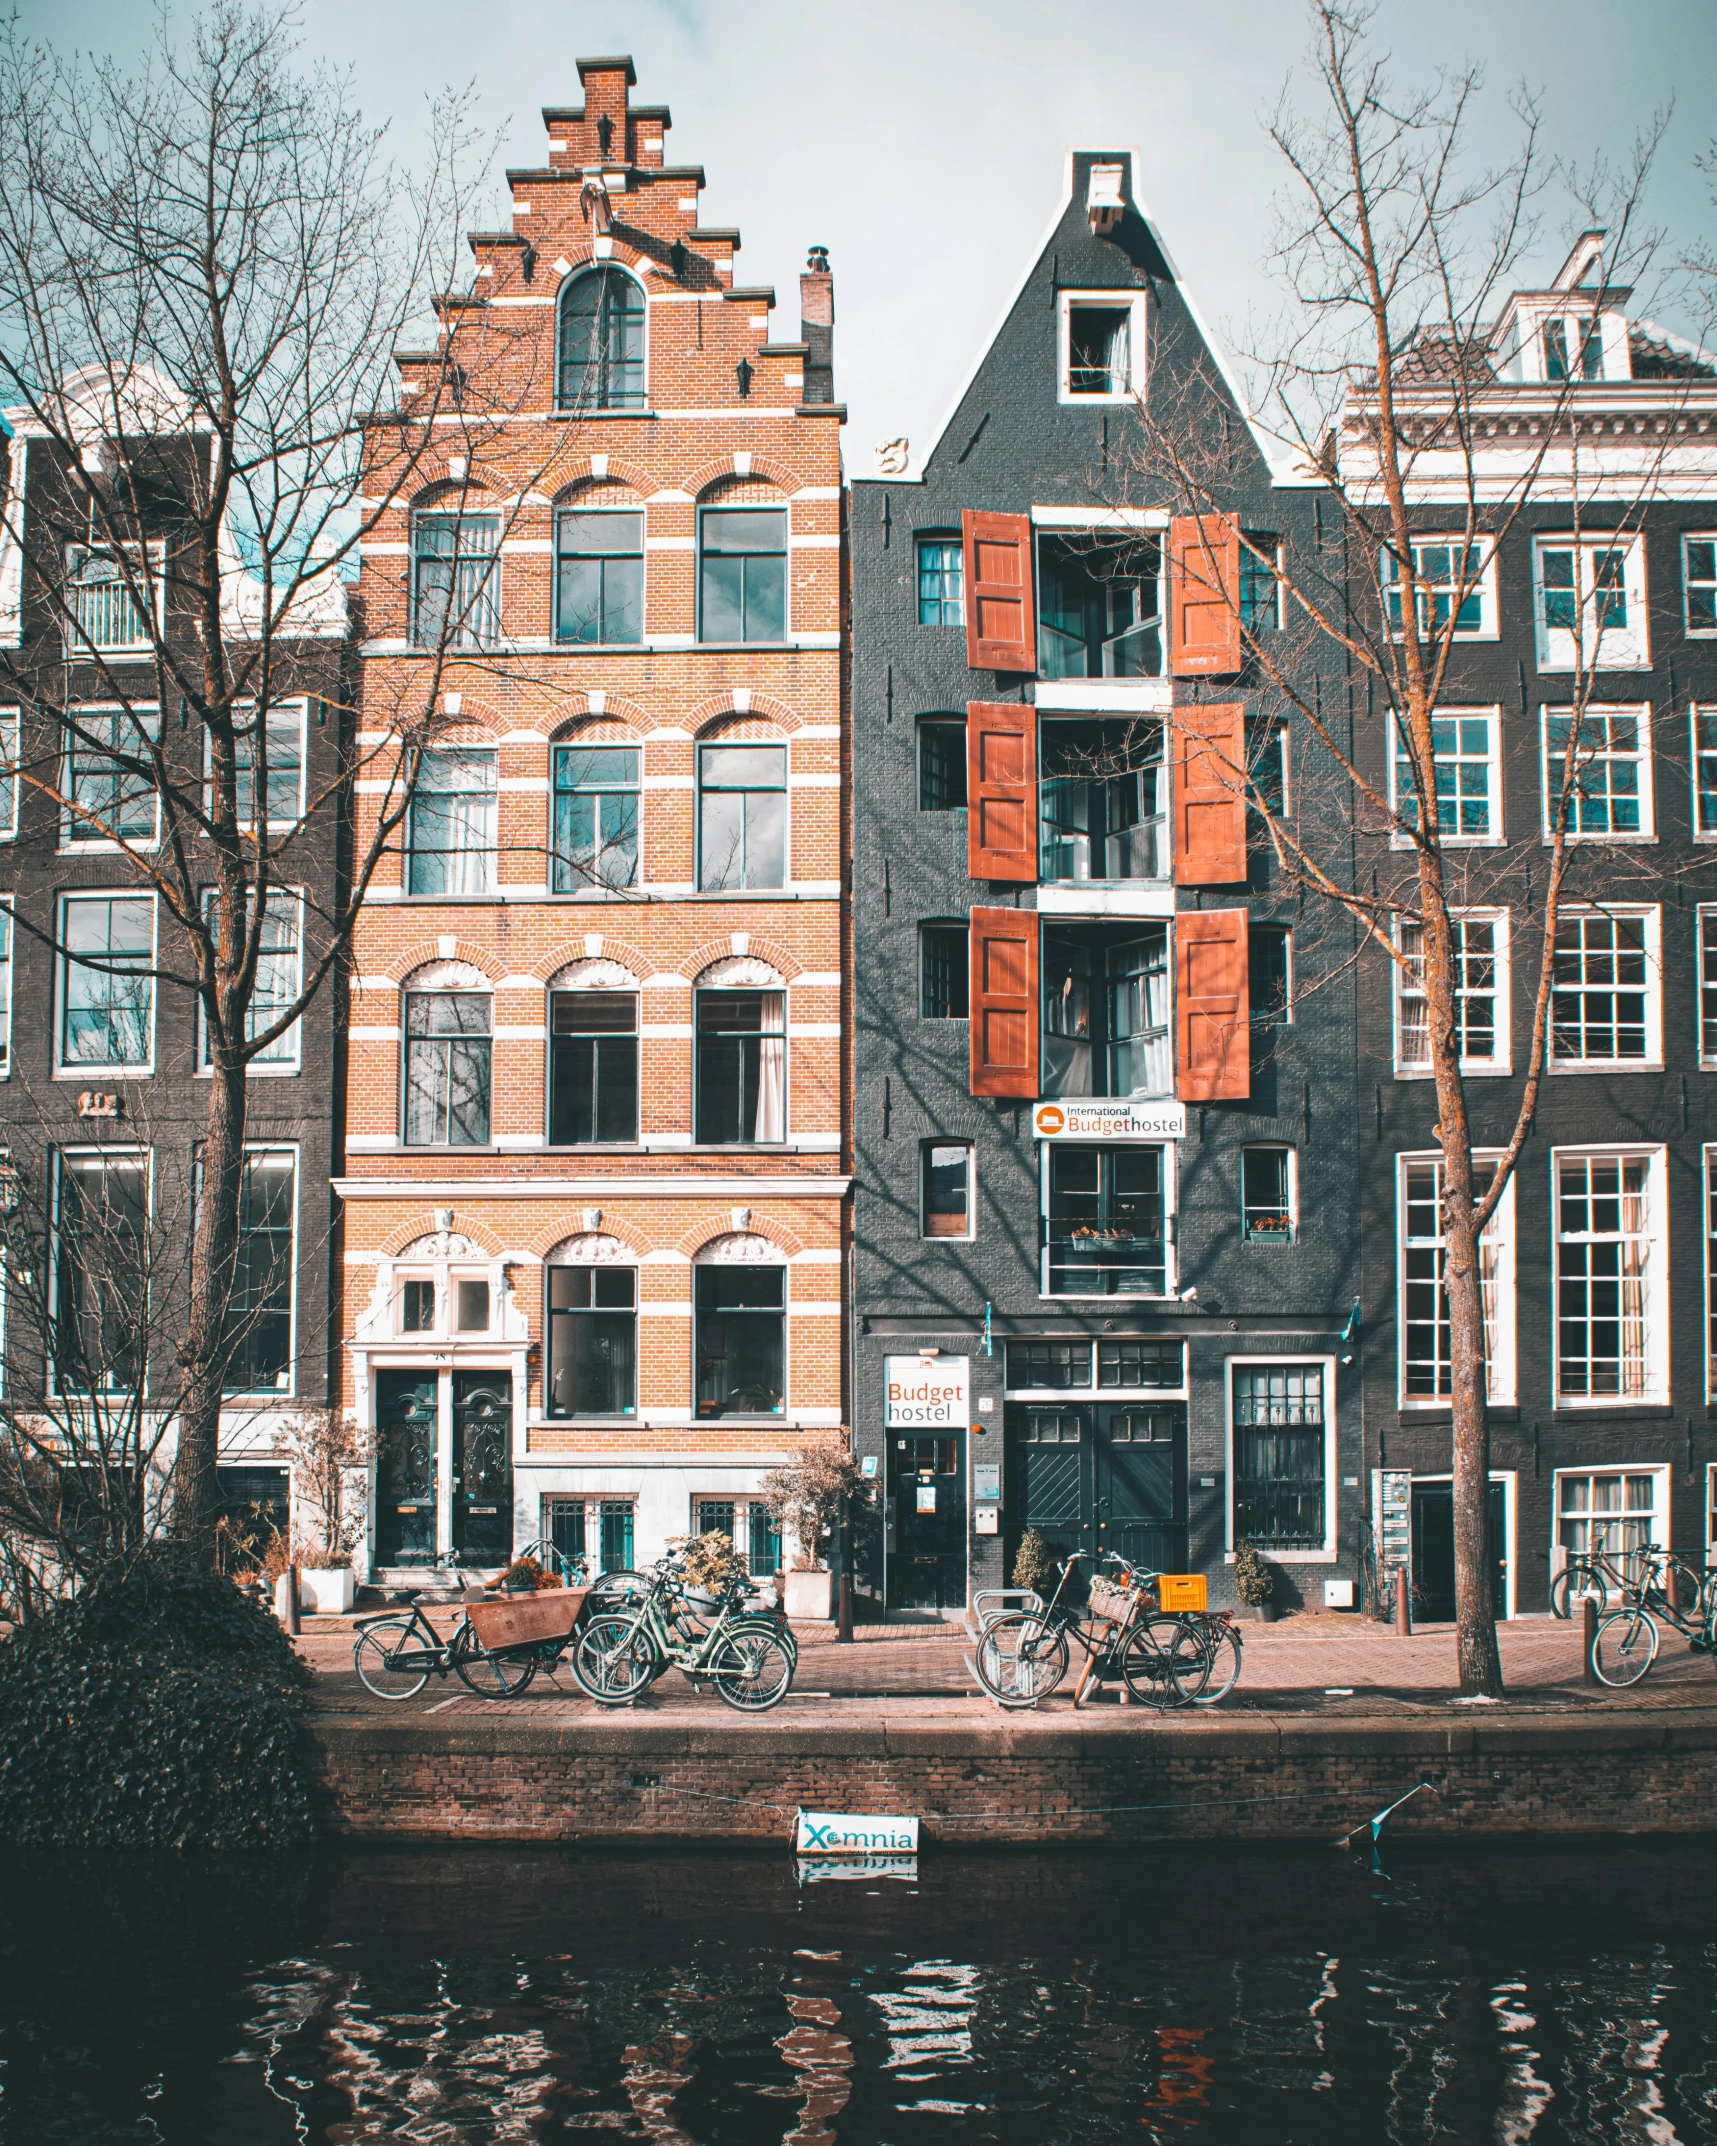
top-left (884, 1355), bottom-right (970, 1428)
top-left (1032, 1099), bottom-right (1188, 1141)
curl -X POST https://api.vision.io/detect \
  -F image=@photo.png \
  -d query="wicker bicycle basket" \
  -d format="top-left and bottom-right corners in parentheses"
top-left (1086, 1576), bottom-right (1138, 1624)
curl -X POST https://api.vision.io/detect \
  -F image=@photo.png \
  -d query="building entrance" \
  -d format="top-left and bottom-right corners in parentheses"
top-left (452, 1373), bottom-right (513, 1562)
top-left (1005, 1402), bottom-right (1187, 1582)
top-left (888, 1432), bottom-right (966, 1612)
top-left (375, 1371), bottom-right (437, 1566)
top-left (1411, 1478), bottom-right (1509, 1622)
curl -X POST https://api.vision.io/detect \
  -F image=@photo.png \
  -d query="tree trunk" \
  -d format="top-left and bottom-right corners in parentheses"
top-left (173, 1054), bottom-right (247, 1560)
top-left (1443, 1198), bottom-right (1503, 1697)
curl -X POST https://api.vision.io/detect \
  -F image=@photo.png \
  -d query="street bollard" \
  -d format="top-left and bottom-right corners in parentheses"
top-left (1583, 1593), bottom-right (1599, 1685)
top-left (836, 1570), bottom-right (853, 1644)
top-left (1394, 1562), bottom-right (1411, 1636)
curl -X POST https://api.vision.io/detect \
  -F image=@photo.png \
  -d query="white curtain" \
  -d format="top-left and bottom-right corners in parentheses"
top-left (753, 1024), bottom-right (786, 1142)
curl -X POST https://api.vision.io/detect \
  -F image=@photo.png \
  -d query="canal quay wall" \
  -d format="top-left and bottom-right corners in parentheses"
top-left (309, 1711), bottom-right (1717, 1844)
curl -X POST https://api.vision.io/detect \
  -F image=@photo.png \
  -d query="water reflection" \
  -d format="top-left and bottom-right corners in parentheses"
top-left (4, 1844), bottom-right (1717, 2141)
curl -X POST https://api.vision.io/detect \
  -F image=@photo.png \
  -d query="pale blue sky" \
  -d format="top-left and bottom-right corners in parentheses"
top-left (20, 0), bottom-right (1717, 469)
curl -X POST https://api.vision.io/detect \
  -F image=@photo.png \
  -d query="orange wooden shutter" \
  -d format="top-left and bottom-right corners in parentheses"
top-left (1173, 702), bottom-right (1246, 885)
top-left (962, 509), bottom-right (1037, 672)
top-left (1176, 909), bottom-right (1250, 1102)
top-left (969, 908), bottom-right (1039, 1099)
top-left (1170, 514), bottom-right (1242, 676)
top-left (966, 701), bottom-right (1037, 881)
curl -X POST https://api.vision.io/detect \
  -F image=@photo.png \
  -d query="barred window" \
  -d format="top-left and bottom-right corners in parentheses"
top-left (1231, 1364), bottom-right (1326, 1551)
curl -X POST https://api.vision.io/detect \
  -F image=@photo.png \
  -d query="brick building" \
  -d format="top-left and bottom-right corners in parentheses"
top-left (340, 58), bottom-right (848, 1582)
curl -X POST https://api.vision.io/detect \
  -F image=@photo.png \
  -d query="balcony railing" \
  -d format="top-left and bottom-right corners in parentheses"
top-left (66, 570), bottom-right (151, 652)
top-left (1045, 1229), bottom-right (1168, 1298)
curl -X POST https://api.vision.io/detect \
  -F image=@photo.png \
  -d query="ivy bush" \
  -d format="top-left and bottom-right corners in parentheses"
top-left (0, 1554), bottom-right (315, 1849)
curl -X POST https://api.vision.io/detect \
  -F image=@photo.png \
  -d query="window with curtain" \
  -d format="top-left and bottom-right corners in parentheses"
top-left (1556, 1153), bottom-right (1657, 1400)
top-left (557, 269), bottom-right (646, 410)
top-left (695, 1264), bottom-right (785, 1416)
top-left (1399, 1156), bottom-right (1512, 1404)
top-left (412, 513), bottom-right (500, 648)
top-left (198, 889), bottom-right (302, 1069)
top-left (407, 749), bottom-right (497, 896)
top-left (1396, 914), bottom-right (1504, 1072)
top-left (695, 990), bottom-right (786, 1143)
top-left (697, 744), bottom-right (785, 890)
top-left (403, 990), bottom-right (492, 1146)
top-left (548, 991), bottom-right (638, 1145)
top-left (698, 509), bottom-right (787, 642)
top-left (0, 900), bottom-right (12, 1077)
top-left (59, 893), bottom-right (155, 1069)
top-left (1042, 929), bottom-right (1170, 1098)
top-left (1555, 1471), bottom-right (1663, 1567)
top-left (1039, 719), bottom-right (1165, 881)
top-left (552, 746), bottom-right (638, 891)
top-left (1231, 1364), bottom-right (1326, 1550)
top-left (555, 511), bottom-right (643, 642)
top-left (546, 1265), bottom-right (636, 1417)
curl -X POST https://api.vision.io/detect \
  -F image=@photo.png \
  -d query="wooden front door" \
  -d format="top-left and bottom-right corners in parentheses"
top-left (375, 1372), bottom-right (438, 1567)
top-left (452, 1372), bottom-right (512, 1564)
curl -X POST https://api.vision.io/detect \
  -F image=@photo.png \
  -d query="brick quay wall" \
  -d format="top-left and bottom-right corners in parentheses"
top-left (309, 1712), bottom-right (1717, 1844)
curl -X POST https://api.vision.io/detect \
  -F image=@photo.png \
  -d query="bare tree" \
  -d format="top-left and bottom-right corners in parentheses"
top-left (1120, 2), bottom-right (1699, 1693)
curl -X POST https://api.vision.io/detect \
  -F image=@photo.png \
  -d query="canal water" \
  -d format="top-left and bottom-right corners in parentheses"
top-left (4, 1839), bottom-right (1717, 2141)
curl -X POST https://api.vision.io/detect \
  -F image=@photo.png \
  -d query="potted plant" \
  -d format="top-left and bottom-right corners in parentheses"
top-left (1233, 1539), bottom-right (1277, 1621)
top-left (762, 1434), bottom-right (866, 1621)
top-left (1010, 1527), bottom-right (1058, 1603)
top-left (674, 1528), bottom-right (750, 1600)
top-left (283, 1408), bottom-right (371, 1612)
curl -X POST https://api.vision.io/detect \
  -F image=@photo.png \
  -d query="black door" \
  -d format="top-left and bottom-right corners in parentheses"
top-left (1093, 1404), bottom-right (1187, 1573)
top-left (452, 1373), bottom-right (513, 1564)
top-left (888, 1433), bottom-right (965, 1611)
top-left (1411, 1480), bottom-right (1508, 1622)
top-left (375, 1372), bottom-right (438, 1567)
top-left (1005, 1406), bottom-right (1086, 1579)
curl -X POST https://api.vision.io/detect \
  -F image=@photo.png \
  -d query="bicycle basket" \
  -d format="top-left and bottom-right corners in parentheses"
top-left (465, 1590), bottom-right (585, 1649)
top-left (1087, 1576), bottom-right (1135, 1623)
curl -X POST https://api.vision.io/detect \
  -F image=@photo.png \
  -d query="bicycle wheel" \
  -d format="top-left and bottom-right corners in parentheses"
top-left (572, 1614), bottom-right (656, 1706)
top-left (450, 1621), bottom-right (538, 1700)
top-left (1549, 1564), bottom-right (1598, 1619)
top-left (707, 1628), bottom-right (794, 1712)
top-left (1119, 1616), bottom-right (1209, 1710)
top-left (1190, 1624), bottom-right (1244, 1707)
top-left (353, 1617), bottom-right (432, 1701)
top-left (974, 1614), bottom-right (1069, 1708)
top-left (1592, 1606), bottom-right (1659, 1689)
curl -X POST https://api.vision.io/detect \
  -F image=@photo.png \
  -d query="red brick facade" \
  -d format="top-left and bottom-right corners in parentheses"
top-left (341, 57), bottom-right (847, 1577)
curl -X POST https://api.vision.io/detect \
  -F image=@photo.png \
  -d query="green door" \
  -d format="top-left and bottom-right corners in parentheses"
top-left (1093, 1403), bottom-right (1186, 1573)
top-left (1004, 1406), bottom-right (1087, 1578)
top-left (888, 1433), bottom-right (965, 1610)
top-left (452, 1373), bottom-right (512, 1564)
top-left (375, 1372), bottom-right (438, 1566)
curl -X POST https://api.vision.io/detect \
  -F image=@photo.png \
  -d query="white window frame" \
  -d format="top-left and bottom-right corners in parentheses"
top-left (920, 1139), bottom-right (976, 1242)
top-left (1382, 538), bottom-right (1499, 641)
top-left (0, 707), bottom-right (18, 841)
top-left (1681, 533), bottom-right (1717, 637)
top-left (1692, 705), bottom-right (1717, 842)
top-left (1410, 1469), bottom-right (1519, 1618)
top-left (0, 897), bottom-right (12, 1082)
top-left (1706, 1459), bottom-right (1717, 1569)
top-left (223, 1144), bottom-right (301, 1400)
top-left (61, 538), bottom-right (163, 654)
top-left (1057, 289), bottom-right (1146, 405)
top-left (1393, 907), bottom-right (1511, 1077)
top-left (1533, 533), bottom-right (1650, 672)
top-left (1223, 1354), bottom-right (1338, 1563)
top-left (1551, 1144), bottom-right (1669, 1407)
top-left (1549, 903), bottom-right (1662, 1073)
top-left (1388, 706), bottom-right (1503, 848)
top-left (59, 703), bottom-right (162, 853)
top-left (1705, 1144), bottom-right (1717, 1410)
top-left (1395, 1151), bottom-right (1517, 1409)
top-left (55, 890), bottom-right (158, 1077)
top-left (405, 746), bottom-right (499, 898)
top-left (198, 886), bottom-right (305, 1076)
top-left (1699, 909), bottom-right (1717, 1071)
top-left (204, 700), bottom-right (309, 831)
top-left (47, 1144), bottom-right (153, 1400)
top-left (1539, 703), bottom-right (1655, 843)
top-left (1038, 1139), bottom-right (1178, 1301)
top-left (1551, 1465), bottom-right (1670, 1590)
top-left (1240, 1142), bottom-right (1298, 1245)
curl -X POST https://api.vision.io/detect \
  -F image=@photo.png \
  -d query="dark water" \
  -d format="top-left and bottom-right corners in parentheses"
top-left (5, 1840), bottom-right (1717, 2142)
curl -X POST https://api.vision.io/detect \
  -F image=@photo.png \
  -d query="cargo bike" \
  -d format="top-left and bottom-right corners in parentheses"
top-left (351, 1543), bottom-right (598, 1701)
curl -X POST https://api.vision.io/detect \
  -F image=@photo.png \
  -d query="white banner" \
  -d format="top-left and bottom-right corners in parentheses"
top-left (884, 1355), bottom-right (970, 1427)
top-left (795, 1809), bottom-right (921, 1855)
top-left (1032, 1098), bottom-right (1187, 1141)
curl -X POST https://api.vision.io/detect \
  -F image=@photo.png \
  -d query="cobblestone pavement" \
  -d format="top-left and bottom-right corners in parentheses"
top-left (300, 1608), bottom-right (1717, 1725)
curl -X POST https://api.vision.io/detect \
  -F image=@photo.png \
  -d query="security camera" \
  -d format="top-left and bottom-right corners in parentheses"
top-left (1179, 1285), bottom-right (1198, 1303)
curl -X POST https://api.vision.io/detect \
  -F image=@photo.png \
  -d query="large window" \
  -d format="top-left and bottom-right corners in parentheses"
top-left (1555, 1150), bottom-right (1664, 1402)
top-left (695, 1264), bottom-right (785, 1417)
top-left (1395, 912), bottom-right (1507, 1074)
top-left (412, 513), bottom-right (500, 649)
top-left (1551, 908), bottom-right (1658, 1067)
top-left (557, 268), bottom-right (645, 411)
top-left (1692, 708), bottom-right (1717, 838)
top-left (697, 744), bottom-right (785, 890)
top-left (1390, 708), bottom-right (1500, 841)
top-left (552, 746), bottom-right (638, 891)
top-left (555, 511), bottom-right (643, 643)
top-left (1039, 719), bottom-right (1165, 881)
top-left (917, 537), bottom-right (965, 627)
top-left (921, 1142), bottom-right (973, 1239)
top-left (548, 990), bottom-right (638, 1145)
top-left (917, 717), bottom-right (967, 811)
top-left (695, 990), bottom-right (785, 1143)
top-left (699, 509), bottom-right (787, 643)
top-left (59, 893), bottom-right (155, 1070)
top-left (0, 900), bottom-right (12, 1077)
top-left (546, 1265), bottom-right (636, 1418)
top-left (1249, 925), bottom-right (1292, 1029)
top-left (1683, 536), bottom-right (1717, 634)
top-left (52, 1150), bottom-right (149, 1394)
top-left (1701, 908), bottom-right (1717, 1067)
top-left (919, 926), bottom-right (969, 1019)
top-left (1044, 1144), bottom-right (1168, 1298)
top-left (403, 990), bottom-right (491, 1147)
top-left (1707, 1147), bottom-right (1717, 1404)
top-left (1239, 534), bottom-right (1281, 636)
top-left (1382, 540), bottom-right (1495, 638)
top-left (198, 889), bottom-right (302, 1070)
top-left (1231, 1363), bottom-right (1328, 1552)
top-left (1555, 1470), bottom-right (1665, 1572)
top-left (214, 703), bottom-right (306, 829)
top-left (1398, 1155), bottom-right (1515, 1406)
top-left (407, 749), bottom-right (496, 896)
top-left (1542, 705), bottom-right (1653, 839)
top-left (1042, 928), bottom-right (1170, 1099)
top-left (223, 1150), bottom-right (296, 1396)
top-left (1037, 533), bottom-right (1162, 679)
top-left (1535, 535), bottom-right (1647, 670)
top-left (63, 706), bottom-right (160, 847)
top-left (0, 708), bottom-right (17, 840)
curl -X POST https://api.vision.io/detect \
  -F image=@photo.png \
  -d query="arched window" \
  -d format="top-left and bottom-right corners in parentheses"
top-left (694, 1238), bottom-right (786, 1419)
top-left (558, 269), bottom-right (645, 411)
top-left (402, 963), bottom-right (492, 1147)
top-left (694, 958), bottom-right (786, 1144)
top-left (545, 1236), bottom-right (636, 1419)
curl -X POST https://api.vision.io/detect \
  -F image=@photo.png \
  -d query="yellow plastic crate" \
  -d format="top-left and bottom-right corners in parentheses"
top-left (1156, 1573), bottom-right (1207, 1613)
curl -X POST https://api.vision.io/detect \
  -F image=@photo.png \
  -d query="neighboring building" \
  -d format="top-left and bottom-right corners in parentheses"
top-left (340, 58), bottom-right (847, 1580)
top-left (1347, 233), bottom-right (1717, 1617)
top-left (849, 152), bottom-right (1360, 1617)
top-left (0, 370), bottom-right (350, 1545)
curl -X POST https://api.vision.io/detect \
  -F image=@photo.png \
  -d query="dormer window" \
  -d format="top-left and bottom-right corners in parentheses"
top-left (1059, 292), bottom-right (1144, 403)
top-left (1544, 314), bottom-right (1603, 382)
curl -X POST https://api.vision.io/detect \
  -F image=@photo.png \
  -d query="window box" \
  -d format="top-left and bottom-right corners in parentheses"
top-left (1043, 1143), bottom-right (1170, 1298)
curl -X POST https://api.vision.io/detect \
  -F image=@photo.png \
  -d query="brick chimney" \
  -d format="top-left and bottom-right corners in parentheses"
top-left (800, 247), bottom-right (834, 405)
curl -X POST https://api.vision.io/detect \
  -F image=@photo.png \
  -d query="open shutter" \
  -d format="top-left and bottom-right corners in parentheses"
top-left (962, 509), bottom-right (1036, 672)
top-left (969, 908), bottom-right (1039, 1099)
top-left (1176, 909), bottom-right (1249, 1102)
top-left (1173, 702), bottom-right (1246, 885)
top-left (1171, 514), bottom-right (1242, 676)
top-left (966, 701), bottom-right (1037, 881)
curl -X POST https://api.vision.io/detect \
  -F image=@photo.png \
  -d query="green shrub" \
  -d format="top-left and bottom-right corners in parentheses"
top-left (1233, 1540), bottom-right (1275, 1606)
top-left (1011, 1527), bottom-right (1057, 1597)
top-left (0, 1553), bottom-right (315, 1849)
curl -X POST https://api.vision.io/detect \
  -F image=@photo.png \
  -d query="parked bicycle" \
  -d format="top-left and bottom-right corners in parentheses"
top-left (353, 1553), bottom-right (581, 1701)
top-left (1590, 1548), bottom-right (1717, 1689)
top-left (969, 1553), bottom-right (1218, 1711)
top-left (571, 1549), bottom-right (795, 1711)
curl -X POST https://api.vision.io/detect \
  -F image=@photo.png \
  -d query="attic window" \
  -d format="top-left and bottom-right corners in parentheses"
top-left (1544, 315), bottom-right (1603, 382)
top-left (1087, 164), bottom-right (1125, 236)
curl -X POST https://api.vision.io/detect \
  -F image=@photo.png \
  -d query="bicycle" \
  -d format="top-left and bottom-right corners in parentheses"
top-left (353, 1554), bottom-right (562, 1701)
top-left (1591, 1549), bottom-right (1717, 1690)
top-left (1548, 1539), bottom-right (1711, 1620)
top-left (571, 1553), bottom-right (795, 1711)
top-left (971, 1553), bottom-right (1208, 1711)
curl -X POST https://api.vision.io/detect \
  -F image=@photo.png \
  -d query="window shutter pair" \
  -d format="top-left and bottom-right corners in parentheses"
top-left (966, 906), bottom-right (1250, 1101)
top-left (1170, 514), bottom-right (1242, 677)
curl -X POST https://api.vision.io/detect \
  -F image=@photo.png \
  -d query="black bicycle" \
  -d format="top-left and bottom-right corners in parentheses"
top-left (971, 1552), bottom-right (1208, 1710)
top-left (353, 1553), bottom-right (573, 1701)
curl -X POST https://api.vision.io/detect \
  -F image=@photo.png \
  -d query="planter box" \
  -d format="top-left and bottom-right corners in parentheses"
top-left (465, 1588), bottom-right (587, 1650)
top-left (299, 1567), bottom-right (356, 1616)
top-left (783, 1569), bottom-right (833, 1621)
